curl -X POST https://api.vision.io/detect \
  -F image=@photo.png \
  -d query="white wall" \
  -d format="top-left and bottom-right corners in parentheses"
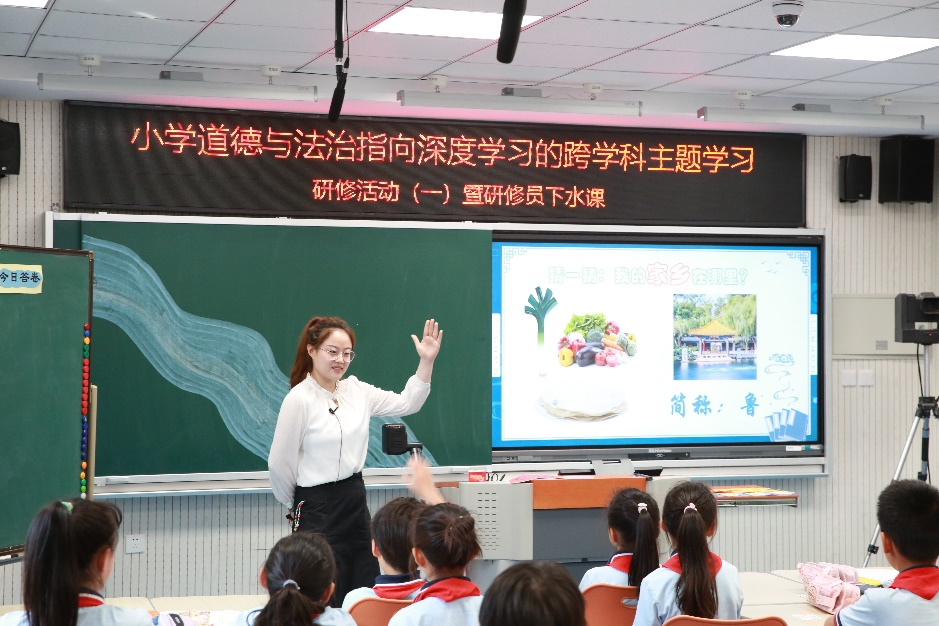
top-left (2, 100), bottom-right (939, 603)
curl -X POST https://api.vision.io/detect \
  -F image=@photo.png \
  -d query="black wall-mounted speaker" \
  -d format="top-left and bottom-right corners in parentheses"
top-left (382, 423), bottom-right (409, 455)
top-left (879, 137), bottom-right (935, 203)
top-left (839, 154), bottom-right (872, 202)
top-left (0, 120), bottom-right (21, 177)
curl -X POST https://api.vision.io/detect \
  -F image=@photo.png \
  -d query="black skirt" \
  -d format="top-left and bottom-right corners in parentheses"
top-left (293, 473), bottom-right (380, 607)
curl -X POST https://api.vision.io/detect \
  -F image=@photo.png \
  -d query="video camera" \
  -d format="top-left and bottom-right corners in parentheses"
top-left (896, 293), bottom-right (939, 345)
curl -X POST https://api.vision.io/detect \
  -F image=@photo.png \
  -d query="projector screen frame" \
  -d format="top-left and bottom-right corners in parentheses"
top-left (490, 228), bottom-right (828, 478)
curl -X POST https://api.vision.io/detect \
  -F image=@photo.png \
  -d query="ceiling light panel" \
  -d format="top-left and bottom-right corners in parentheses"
top-left (772, 34), bottom-right (939, 62)
top-left (0, 0), bottom-right (48, 7)
top-left (369, 7), bottom-right (540, 39)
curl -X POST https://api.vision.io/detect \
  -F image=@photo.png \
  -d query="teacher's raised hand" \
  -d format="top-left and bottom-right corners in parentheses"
top-left (413, 319), bottom-right (442, 383)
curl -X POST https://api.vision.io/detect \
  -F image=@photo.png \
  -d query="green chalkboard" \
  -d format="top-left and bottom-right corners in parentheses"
top-left (52, 218), bottom-right (492, 477)
top-left (0, 246), bottom-right (92, 553)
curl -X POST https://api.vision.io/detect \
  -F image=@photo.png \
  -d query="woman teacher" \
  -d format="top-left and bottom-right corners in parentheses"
top-left (268, 316), bottom-right (442, 605)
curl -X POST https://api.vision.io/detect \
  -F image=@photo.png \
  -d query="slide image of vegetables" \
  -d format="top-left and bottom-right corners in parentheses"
top-left (539, 312), bottom-right (638, 421)
top-left (673, 294), bottom-right (757, 381)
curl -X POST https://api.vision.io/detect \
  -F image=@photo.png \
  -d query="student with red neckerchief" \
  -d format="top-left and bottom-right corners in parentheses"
top-left (0, 499), bottom-right (151, 626)
top-left (579, 487), bottom-right (661, 594)
top-left (387, 503), bottom-right (483, 626)
top-left (236, 532), bottom-right (355, 626)
top-left (633, 481), bottom-right (743, 626)
top-left (341, 497), bottom-right (429, 610)
top-left (827, 480), bottom-right (939, 626)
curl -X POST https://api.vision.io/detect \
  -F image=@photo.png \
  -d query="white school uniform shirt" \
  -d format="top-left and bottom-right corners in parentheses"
top-left (633, 553), bottom-right (743, 626)
top-left (579, 552), bottom-right (633, 591)
top-left (341, 574), bottom-right (424, 610)
top-left (387, 578), bottom-right (482, 626)
top-left (268, 374), bottom-right (430, 508)
top-left (835, 565), bottom-right (939, 626)
top-left (0, 604), bottom-right (152, 626)
top-left (234, 605), bottom-right (357, 626)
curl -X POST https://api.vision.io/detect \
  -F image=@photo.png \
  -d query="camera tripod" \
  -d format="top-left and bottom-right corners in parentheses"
top-left (862, 343), bottom-right (938, 566)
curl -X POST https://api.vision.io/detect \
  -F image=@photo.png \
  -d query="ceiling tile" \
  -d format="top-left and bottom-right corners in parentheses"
top-left (887, 84), bottom-right (939, 102)
top-left (821, 0), bottom-right (935, 7)
top-left (593, 49), bottom-right (752, 74)
top-left (29, 36), bottom-right (178, 63)
top-left (439, 61), bottom-right (569, 85)
top-left (0, 33), bottom-right (30, 56)
top-left (518, 17), bottom-right (684, 49)
top-left (219, 0), bottom-right (395, 31)
top-left (772, 80), bottom-right (918, 99)
top-left (847, 7), bottom-right (939, 37)
top-left (349, 32), bottom-right (489, 61)
top-left (40, 11), bottom-right (203, 45)
top-left (895, 47), bottom-right (939, 64)
top-left (462, 42), bottom-right (624, 69)
top-left (0, 7), bottom-right (46, 34)
top-left (707, 0), bottom-right (905, 32)
top-left (406, 0), bottom-right (576, 14)
top-left (566, 0), bottom-right (753, 25)
top-left (339, 54), bottom-right (448, 79)
top-left (170, 47), bottom-right (318, 72)
top-left (53, 0), bottom-right (231, 21)
top-left (189, 23), bottom-right (330, 53)
top-left (645, 25), bottom-right (821, 55)
top-left (709, 55), bottom-right (873, 80)
top-left (827, 61), bottom-right (939, 84)
top-left (653, 74), bottom-right (807, 95)
top-left (545, 68), bottom-right (688, 90)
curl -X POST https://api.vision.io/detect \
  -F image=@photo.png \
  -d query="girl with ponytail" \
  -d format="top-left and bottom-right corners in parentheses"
top-left (579, 487), bottom-right (661, 592)
top-left (0, 499), bottom-right (151, 626)
top-left (633, 481), bottom-right (743, 626)
top-left (270, 316), bottom-right (443, 606)
top-left (237, 532), bottom-right (355, 626)
top-left (388, 503), bottom-right (483, 626)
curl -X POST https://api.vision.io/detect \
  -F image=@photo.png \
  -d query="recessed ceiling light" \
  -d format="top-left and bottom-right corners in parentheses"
top-left (0, 0), bottom-right (49, 7)
top-left (369, 7), bottom-right (541, 39)
top-left (772, 34), bottom-right (939, 62)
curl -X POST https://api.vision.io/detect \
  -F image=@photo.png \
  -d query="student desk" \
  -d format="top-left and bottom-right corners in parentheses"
top-left (738, 572), bottom-right (809, 605)
top-left (149, 595), bottom-right (266, 611)
top-left (742, 603), bottom-right (828, 625)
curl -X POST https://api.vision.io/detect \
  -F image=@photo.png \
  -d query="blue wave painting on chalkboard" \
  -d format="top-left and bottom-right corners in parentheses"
top-left (83, 235), bottom-right (435, 467)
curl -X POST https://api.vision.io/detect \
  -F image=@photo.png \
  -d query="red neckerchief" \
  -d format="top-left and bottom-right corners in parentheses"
top-left (374, 579), bottom-right (425, 600)
top-left (663, 552), bottom-right (723, 577)
top-left (889, 565), bottom-right (939, 600)
top-left (413, 577), bottom-right (481, 603)
top-left (608, 552), bottom-right (633, 574)
top-left (78, 592), bottom-right (105, 608)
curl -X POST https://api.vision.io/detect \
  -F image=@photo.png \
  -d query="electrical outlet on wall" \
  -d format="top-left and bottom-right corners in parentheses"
top-left (125, 534), bottom-right (145, 554)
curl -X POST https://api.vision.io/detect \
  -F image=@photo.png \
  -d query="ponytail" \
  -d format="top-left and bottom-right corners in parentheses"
top-left (253, 532), bottom-right (336, 626)
top-left (607, 488), bottom-right (660, 588)
top-left (412, 503), bottom-right (481, 571)
top-left (662, 482), bottom-right (719, 618)
top-left (289, 317), bottom-right (356, 388)
top-left (23, 499), bottom-right (122, 626)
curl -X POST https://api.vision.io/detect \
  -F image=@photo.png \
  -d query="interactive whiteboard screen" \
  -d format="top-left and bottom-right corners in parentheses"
top-left (491, 234), bottom-right (823, 463)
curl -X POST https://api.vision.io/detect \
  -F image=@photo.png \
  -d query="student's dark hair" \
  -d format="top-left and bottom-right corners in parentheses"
top-left (608, 487), bottom-right (661, 588)
top-left (411, 503), bottom-right (480, 572)
top-left (289, 316), bottom-right (356, 388)
top-left (23, 498), bottom-right (122, 626)
top-left (253, 532), bottom-right (337, 626)
top-left (662, 481), bottom-right (719, 619)
top-left (479, 561), bottom-right (585, 626)
top-left (371, 497), bottom-right (427, 575)
top-left (877, 479), bottom-right (939, 563)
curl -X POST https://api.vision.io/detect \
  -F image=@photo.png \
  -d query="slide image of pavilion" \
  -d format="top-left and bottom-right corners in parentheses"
top-left (673, 294), bottom-right (757, 381)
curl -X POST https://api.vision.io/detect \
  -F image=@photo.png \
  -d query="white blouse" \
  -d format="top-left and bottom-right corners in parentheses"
top-left (268, 373), bottom-right (431, 508)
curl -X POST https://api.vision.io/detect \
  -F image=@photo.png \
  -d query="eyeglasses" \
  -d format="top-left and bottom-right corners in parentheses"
top-left (319, 347), bottom-right (356, 362)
